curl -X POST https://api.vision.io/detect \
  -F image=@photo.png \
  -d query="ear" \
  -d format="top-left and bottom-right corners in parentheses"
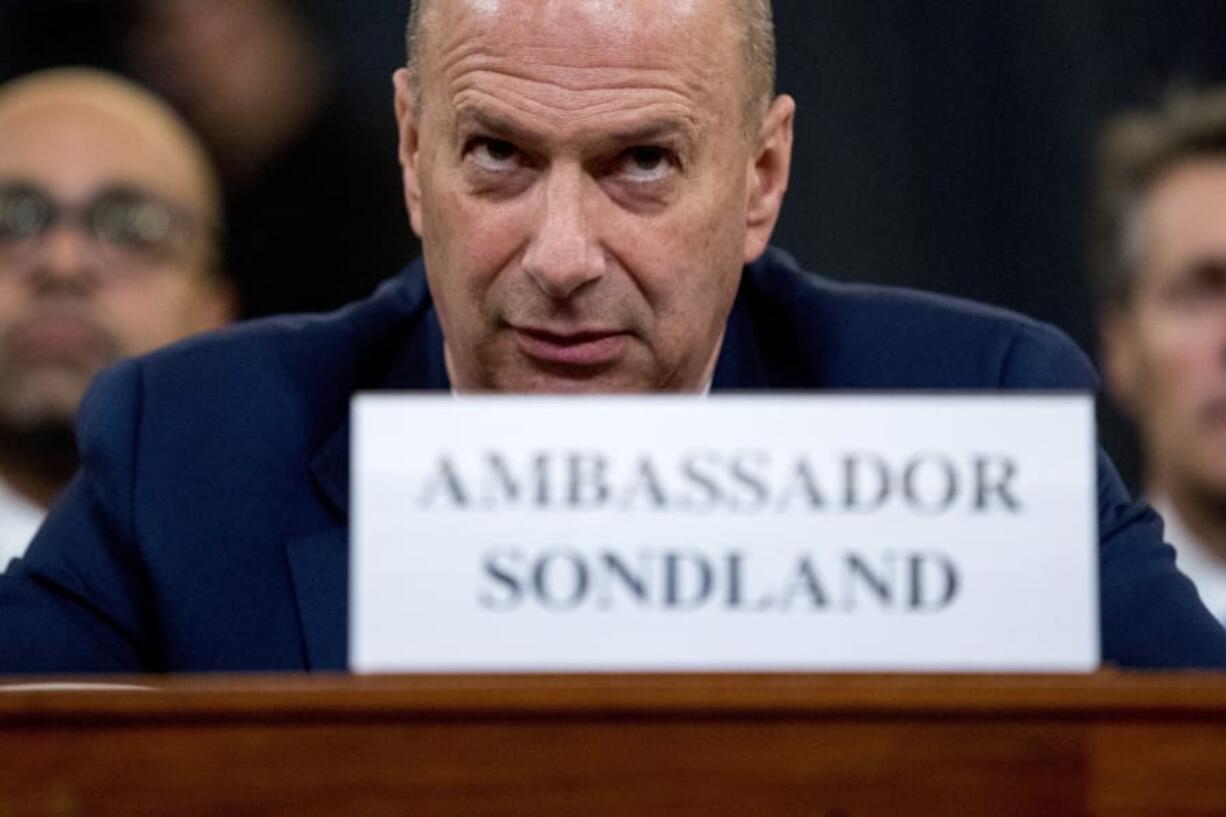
top-left (1101, 306), bottom-right (1143, 417)
top-left (394, 67), bottom-right (425, 238)
top-left (743, 94), bottom-right (796, 264)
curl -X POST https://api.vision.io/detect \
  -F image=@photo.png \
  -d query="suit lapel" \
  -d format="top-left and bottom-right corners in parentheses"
top-left (285, 527), bottom-right (349, 670)
top-left (308, 297), bottom-right (451, 520)
top-left (287, 276), bottom-right (450, 669)
top-left (310, 422), bottom-right (351, 519)
top-left (712, 275), bottom-right (772, 391)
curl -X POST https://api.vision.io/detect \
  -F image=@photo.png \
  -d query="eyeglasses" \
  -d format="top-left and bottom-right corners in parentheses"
top-left (0, 182), bottom-right (202, 275)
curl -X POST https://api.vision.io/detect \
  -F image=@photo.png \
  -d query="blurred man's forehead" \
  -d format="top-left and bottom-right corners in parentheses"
top-left (0, 73), bottom-right (219, 220)
top-left (0, 102), bottom-right (190, 208)
top-left (1141, 159), bottom-right (1226, 274)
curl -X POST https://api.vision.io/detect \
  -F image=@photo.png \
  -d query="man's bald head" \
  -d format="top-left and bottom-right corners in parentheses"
top-left (392, 0), bottom-right (795, 394)
top-left (0, 68), bottom-right (234, 491)
top-left (405, 0), bottom-right (776, 130)
top-left (0, 68), bottom-right (223, 239)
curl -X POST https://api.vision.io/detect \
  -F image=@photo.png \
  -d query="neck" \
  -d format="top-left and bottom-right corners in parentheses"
top-left (0, 424), bottom-right (78, 509)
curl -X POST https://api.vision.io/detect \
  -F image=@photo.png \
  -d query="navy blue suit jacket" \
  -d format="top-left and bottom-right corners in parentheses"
top-left (3, 248), bottom-right (1225, 672)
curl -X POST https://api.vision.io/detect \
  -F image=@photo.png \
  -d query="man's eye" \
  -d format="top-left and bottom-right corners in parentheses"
top-left (1165, 260), bottom-right (1226, 308)
top-left (469, 138), bottom-right (520, 170)
top-left (0, 188), bottom-right (51, 241)
top-left (618, 147), bottom-right (674, 181)
top-left (92, 199), bottom-right (173, 250)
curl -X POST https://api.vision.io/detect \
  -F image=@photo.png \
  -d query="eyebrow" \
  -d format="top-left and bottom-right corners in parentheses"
top-left (605, 121), bottom-right (697, 152)
top-left (452, 107), bottom-right (698, 154)
top-left (0, 177), bottom-right (187, 210)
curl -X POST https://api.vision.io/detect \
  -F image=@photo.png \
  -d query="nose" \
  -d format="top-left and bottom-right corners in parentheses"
top-left (521, 166), bottom-right (605, 300)
top-left (30, 222), bottom-right (96, 293)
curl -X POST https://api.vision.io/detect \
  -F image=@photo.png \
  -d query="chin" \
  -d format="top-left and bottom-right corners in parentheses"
top-left (490, 365), bottom-right (654, 395)
top-left (0, 376), bottom-right (89, 429)
top-left (1191, 464), bottom-right (1226, 502)
top-left (0, 400), bottom-right (77, 435)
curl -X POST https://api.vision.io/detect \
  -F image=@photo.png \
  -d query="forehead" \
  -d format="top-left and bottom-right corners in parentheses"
top-left (0, 93), bottom-right (208, 208)
top-left (431, 0), bottom-right (729, 45)
top-left (424, 0), bottom-right (742, 127)
top-left (1144, 159), bottom-right (1226, 263)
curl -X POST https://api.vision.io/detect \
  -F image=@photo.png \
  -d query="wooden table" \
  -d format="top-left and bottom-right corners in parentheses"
top-left (2, 673), bottom-right (1225, 816)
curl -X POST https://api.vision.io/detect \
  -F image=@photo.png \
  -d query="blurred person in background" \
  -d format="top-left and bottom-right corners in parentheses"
top-left (1096, 88), bottom-right (1226, 624)
top-left (123, 0), bottom-right (419, 318)
top-left (0, 68), bottom-right (234, 564)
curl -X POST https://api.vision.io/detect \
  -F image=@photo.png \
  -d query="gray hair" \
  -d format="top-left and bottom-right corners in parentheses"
top-left (405, 0), bottom-right (776, 131)
top-left (1092, 87), bottom-right (1226, 309)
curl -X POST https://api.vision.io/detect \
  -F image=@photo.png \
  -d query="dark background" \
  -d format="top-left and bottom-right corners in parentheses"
top-left (4, 0), bottom-right (1226, 486)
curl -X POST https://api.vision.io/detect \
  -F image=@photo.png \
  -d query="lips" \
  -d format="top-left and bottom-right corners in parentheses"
top-left (7, 315), bottom-right (114, 366)
top-left (513, 326), bottom-right (630, 367)
top-left (1201, 396), bottom-right (1226, 428)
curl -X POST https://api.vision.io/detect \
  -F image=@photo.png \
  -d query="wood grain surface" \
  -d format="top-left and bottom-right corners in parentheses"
top-left (1, 673), bottom-right (1224, 817)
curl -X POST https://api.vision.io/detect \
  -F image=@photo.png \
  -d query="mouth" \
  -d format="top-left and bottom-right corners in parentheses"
top-left (7, 316), bottom-right (114, 366)
top-left (1202, 396), bottom-right (1226, 427)
top-left (512, 326), bottom-right (631, 368)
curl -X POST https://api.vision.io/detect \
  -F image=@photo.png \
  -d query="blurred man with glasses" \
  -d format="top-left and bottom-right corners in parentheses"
top-left (0, 68), bottom-right (233, 564)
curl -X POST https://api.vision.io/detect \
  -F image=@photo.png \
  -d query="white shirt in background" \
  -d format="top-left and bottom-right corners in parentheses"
top-left (1154, 496), bottom-right (1226, 627)
top-left (0, 478), bottom-right (43, 570)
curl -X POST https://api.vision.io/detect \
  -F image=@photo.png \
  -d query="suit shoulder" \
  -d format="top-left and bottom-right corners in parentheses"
top-left (744, 248), bottom-right (1095, 389)
top-left (78, 266), bottom-right (432, 465)
top-left (141, 266), bottom-right (427, 395)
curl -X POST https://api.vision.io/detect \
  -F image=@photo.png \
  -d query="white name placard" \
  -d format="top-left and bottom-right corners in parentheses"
top-left (351, 395), bottom-right (1098, 673)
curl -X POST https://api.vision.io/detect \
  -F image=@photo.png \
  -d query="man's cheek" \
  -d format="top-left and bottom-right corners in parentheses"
top-left (462, 203), bottom-right (537, 283)
top-left (0, 282), bottom-right (30, 328)
top-left (98, 286), bottom-right (182, 355)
